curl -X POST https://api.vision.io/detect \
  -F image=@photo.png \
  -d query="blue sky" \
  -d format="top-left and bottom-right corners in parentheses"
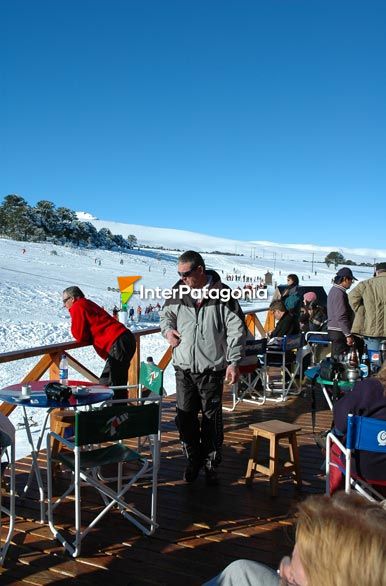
top-left (1, 0), bottom-right (385, 247)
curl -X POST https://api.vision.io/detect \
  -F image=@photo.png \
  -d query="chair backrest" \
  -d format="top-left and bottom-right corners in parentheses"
top-left (0, 413), bottom-right (15, 448)
top-left (74, 401), bottom-right (160, 447)
top-left (346, 414), bottom-right (386, 453)
top-left (282, 333), bottom-right (304, 351)
top-left (139, 362), bottom-right (164, 396)
top-left (305, 331), bottom-right (331, 345)
top-left (240, 337), bottom-right (267, 367)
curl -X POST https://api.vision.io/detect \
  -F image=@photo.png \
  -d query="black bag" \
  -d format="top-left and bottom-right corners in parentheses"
top-left (44, 382), bottom-right (72, 402)
top-left (319, 357), bottom-right (346, 382)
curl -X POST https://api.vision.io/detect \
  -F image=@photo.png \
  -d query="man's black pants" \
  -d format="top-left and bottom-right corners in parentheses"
top-left (174, 367), bottom-right (225, 469)
top-left (328, 330), bottom-right (363, 360)
top-left (99, 330), bottom-right (136, 398)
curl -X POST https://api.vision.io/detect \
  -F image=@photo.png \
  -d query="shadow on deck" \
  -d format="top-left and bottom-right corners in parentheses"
top-left (0, 385), bottom-right (332, 586)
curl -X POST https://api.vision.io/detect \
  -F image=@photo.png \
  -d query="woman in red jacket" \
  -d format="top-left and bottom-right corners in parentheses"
top-left (62, 286), bottom-right (136, 397)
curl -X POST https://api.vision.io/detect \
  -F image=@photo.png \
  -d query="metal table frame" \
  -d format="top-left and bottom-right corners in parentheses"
top-left (0, 381), bottom-right (114, 522)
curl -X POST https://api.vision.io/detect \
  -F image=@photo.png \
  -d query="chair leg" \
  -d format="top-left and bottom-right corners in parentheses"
top-left (0, 443), bottom-right (15, 566)
top-left (269, 437), bottom-right (279, 497)
top-left (289, 435), bottom-right (302, 489)
top-left (245, 434), bottom-right (260, 484)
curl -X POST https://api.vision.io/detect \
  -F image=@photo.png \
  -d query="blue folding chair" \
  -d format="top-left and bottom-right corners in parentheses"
top-left (326, 413), bottom-right (386, 502)
top-left (224, 338), bottom-right (267, 410)
top-left (304, 330), bottom-right (331, 365)
top-left (265, 333), bottom-right (305, 401)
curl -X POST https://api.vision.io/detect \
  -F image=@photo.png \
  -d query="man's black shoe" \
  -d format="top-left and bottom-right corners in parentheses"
top-left (183, 462), bottom-right (201, 483)
top-left (205, 467), bottom-right (219, 486)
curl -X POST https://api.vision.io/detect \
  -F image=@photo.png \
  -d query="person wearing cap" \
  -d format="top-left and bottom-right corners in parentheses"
top-left (327, 267), bottom-right (360, 358)
top-left (349, 262), bottom-right (386, 356)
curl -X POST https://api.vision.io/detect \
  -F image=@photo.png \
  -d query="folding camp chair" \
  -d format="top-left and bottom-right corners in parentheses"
top-left (326, 413), bottom-right (386, 503)
top-left (224, 338), bottom-right (267, 411)
top-left (94, 362), bottom-right (164, 484)
top-left (0, 414), bottom-right (15, 565)
top-left (305, 331), bottom-right (331, 365)
top-left (265, 333), bottom-right (304, 401)
top-left (47, 397), bottom-right (161, 558)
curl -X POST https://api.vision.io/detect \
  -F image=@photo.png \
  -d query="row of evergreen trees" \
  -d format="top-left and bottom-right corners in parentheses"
top-left (0, 195), bottom-right (137, 251)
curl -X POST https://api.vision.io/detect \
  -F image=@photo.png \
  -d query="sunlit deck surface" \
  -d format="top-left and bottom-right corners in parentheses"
top-left (1, 385), bottom-right (332, 585)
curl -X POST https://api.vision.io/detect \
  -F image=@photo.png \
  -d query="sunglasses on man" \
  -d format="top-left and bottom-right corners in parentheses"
top-left (178, 266), bottom-right (200, 278)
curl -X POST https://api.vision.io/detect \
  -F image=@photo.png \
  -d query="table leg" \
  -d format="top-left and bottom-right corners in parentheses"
top-left (322, 385), bottom-right (333, 411)
top-left (22, 407), bottom-right (51, 523)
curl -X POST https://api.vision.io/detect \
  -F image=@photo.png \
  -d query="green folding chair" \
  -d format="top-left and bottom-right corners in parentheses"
top-left (46, 397), bottom-right (161, 558)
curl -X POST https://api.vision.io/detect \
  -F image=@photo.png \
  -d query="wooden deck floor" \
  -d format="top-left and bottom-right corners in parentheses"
top-left (0, 385), bottom-right (332, 586)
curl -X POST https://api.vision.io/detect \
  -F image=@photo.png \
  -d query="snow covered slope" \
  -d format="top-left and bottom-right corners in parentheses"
top-left (0, 221), bottom-right (379, 458)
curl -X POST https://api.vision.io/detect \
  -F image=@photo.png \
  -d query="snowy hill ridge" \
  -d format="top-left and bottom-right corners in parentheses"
top-left (78, 213), bottom-right (386, 262)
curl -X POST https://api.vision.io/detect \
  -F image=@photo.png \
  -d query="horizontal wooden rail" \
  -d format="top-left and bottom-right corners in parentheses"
top-left (0, 306), bottom-right (270, 414)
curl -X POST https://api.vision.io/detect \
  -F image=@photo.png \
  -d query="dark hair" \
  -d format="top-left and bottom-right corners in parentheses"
top-left (62, 286), bottom-right (85, 299)
top-left (178, 250), bottom-right (206, 270)
top-left (287, 274), bottom-right (299, 286)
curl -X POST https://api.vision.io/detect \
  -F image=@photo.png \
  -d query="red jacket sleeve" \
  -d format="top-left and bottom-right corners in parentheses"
top-left (70, 301), bottom-right (92, 343)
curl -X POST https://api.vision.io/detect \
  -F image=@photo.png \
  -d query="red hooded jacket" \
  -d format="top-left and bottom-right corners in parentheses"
top-left (69, 298), bottom-right (127, 359)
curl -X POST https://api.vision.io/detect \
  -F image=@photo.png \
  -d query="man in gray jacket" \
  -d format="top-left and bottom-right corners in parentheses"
top-left (160, 251), bottom-right (246, 485)
top-left (327, 267), bottom-right (357, 358)
top-left (349, 262), bottom-right (386, 357)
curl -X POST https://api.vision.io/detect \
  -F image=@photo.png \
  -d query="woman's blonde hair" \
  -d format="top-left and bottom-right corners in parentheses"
top-left (295, 493), bottom-right (386, 586)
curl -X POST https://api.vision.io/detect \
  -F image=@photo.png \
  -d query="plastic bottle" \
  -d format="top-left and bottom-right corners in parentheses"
top-left (59, 354), bottom-right (69, 386)
top-left (348, 346), bottom-right (359, 368)
top-left (146, 356), bottom-right (154, 364)
top-left (360, 345), bottom-right (371, 378)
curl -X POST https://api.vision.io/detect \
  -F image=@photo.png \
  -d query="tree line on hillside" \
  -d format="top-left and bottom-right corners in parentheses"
top-left (0, 195), bottom-right (137, 251)
top-left (324, 251), bottom-right (373, 268)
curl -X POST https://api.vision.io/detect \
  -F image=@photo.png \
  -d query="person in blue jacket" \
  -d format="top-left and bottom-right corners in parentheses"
top-left (281, 274), bottom-right (302, 316)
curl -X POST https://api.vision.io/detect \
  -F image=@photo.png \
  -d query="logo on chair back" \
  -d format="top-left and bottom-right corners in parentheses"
top-left (148, 370), bottom-right (160, 385)
top-left (105, 412), bottom-right (130, 437)
top-left (377, 430), bottom-right (386, 447)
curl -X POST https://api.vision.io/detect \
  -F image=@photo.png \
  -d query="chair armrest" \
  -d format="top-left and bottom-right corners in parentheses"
top-left (47, 431), bottom-right (75, 450)
top-left (326, 432), bottom-right (347, 455)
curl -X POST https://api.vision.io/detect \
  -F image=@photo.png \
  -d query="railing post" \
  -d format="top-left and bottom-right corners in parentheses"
top-left (49, 352), bottom-right (61, 380)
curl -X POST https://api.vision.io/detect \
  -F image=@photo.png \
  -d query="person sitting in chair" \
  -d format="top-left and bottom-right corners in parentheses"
top-left (266, 300), bottom-right (300, 375)
top-left (328, 362), bottom-right (386, 495)
top-left (269, 300), bottom-right (300, 338)
top-left (299, 292), bottom-right (327, 333)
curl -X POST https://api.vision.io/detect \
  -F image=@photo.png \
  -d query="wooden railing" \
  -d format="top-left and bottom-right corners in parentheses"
top-left (0, 307), bottom-right (269, 417)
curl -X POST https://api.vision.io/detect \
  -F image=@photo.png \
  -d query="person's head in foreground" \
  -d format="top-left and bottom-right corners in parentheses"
top-left (279, 492), bottom-right (386, 586)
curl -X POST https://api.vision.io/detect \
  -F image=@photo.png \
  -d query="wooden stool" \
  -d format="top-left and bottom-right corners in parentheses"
top-left (50, 409), bottom-right (75, 460)
top-left (245, 419), bottom-right (302, 496)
